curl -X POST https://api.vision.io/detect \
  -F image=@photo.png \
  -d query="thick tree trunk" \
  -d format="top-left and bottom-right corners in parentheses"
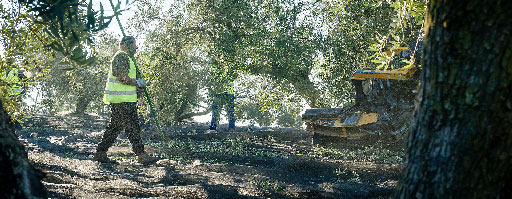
top-left (396, 1), bottom-right (512, 198)
top-left (0, 100), bottom-right (47, 198)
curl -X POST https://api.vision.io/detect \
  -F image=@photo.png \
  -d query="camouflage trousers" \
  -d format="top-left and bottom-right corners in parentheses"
top-left (96, 102), bottom-right (144, 154)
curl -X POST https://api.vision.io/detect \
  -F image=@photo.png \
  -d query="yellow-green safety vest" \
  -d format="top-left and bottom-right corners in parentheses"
top-left (103, 53), bottom-right (137, 104)
top-left (1, 68), bottom-right (23, 96)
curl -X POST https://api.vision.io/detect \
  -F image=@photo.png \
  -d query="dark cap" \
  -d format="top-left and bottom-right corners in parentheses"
top-left (120, 36), bottom-right (136, 46)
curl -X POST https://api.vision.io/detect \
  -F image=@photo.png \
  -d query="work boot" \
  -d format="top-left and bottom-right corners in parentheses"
top-left (93, 151), bottom-right (115, 163)
top-left (137, 153), bottom-right (159, 165)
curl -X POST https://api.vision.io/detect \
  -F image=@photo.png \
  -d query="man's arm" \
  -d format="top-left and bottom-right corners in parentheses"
top-left (115, 75), bottom-right (137, 86)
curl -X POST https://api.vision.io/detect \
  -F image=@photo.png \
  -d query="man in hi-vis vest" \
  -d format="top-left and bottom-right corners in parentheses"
top-left (94, 36), bottom-right (157, 165)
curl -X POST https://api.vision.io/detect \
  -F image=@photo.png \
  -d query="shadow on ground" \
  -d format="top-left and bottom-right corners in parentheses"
top-left (18, 114), bottom-right (404, 199)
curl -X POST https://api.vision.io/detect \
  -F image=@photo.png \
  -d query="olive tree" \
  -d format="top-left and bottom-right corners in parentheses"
top-left (396, 0), bottom-right (512, 198)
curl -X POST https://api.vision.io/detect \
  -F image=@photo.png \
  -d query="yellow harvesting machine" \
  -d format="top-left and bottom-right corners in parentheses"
top-left (303, 45), bottom-right (421, 140)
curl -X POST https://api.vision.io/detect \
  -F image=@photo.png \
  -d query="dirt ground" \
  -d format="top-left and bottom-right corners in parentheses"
top-left (16, 114), bottom-right (407, 199)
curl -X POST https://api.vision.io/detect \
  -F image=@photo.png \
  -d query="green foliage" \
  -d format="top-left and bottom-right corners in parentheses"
top-left (20, 0), bottom-right (117, 66)
top-left (314, 0), bottom-right (426, 106)
top-left (125, 0), bottom-right (427, 125)
top-left (25, 32), bottom-right (117, 116)
top-left (250, 180), bottom-right (285, 192)
top-left (138, 46), bottom-right (205, 124)
top-left (311, 145), bottom-right (404, 164)
top-left (236, 74), bottom-right (305, 127)
top-left (317, 0), bottom-right (396, 106)
top-left (2, 0), bottom-right (428, 125)
top-left (133, 4), bottom-right (207, 124)
top-left (367, 0), bottom-right (426, 70)
top-left (335, 168), bottom-right (361, 182)
top-left (1, 2), bottom-right (55, 119)
top-left (159, 136), bottom-right (284, 164)
top-left (186, 0), bottom-right (328, 124)
top-left (1, 0), bottom-right (116, 120)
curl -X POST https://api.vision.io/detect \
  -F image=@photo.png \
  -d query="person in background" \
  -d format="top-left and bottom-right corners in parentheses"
top-left (209, 87), bottom-right (236, 131)
top-left (94, 36), bottom-right (157, 165)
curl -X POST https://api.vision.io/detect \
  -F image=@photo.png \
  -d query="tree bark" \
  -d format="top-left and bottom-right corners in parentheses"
top-left (396, 1), bottom-right (512, 198)
top-left (0, 100), bottom-right (47, 198)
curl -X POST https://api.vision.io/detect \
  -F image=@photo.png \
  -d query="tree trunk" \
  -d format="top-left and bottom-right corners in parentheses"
top-left (0, 100), bottom-right (47, 198)
top-left (292, 78), bottom-right (328, 108)
top-left (173, 82), bottom-right (199, 123)
top-left (74, 94), bottom-right (91, 115)
top-left (396, 1), bottom-right (512, 198)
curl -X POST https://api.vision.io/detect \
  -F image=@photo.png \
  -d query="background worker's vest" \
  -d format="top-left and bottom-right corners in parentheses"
top-left (1, 69), bottom-right (23, 96)
top-left (103, 53), bottom-right (137, 104)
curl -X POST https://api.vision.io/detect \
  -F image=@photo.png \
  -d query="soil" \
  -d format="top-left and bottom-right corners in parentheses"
top-left (16, 114), bottom-right (406, 199)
